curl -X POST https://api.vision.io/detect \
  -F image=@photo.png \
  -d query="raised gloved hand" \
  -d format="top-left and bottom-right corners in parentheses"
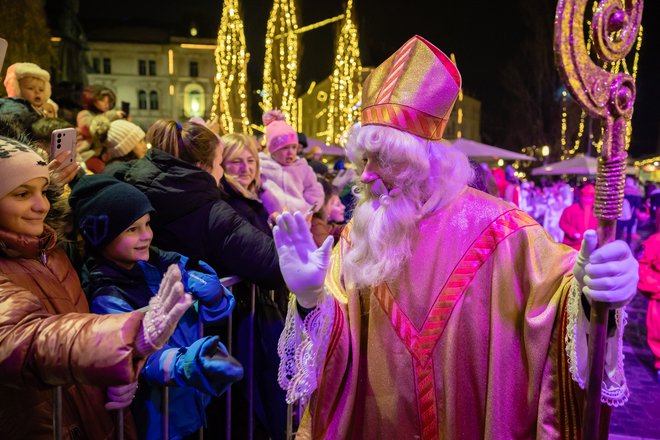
top-left (184, 260), bottom-right (225, 307)
top-left (136, 264), bottom-right (193, 357)
top-left (105, 382), bottom-right (138, 410)
top-left (173, 336), bottom-right (243, 396)
top-left (273, 211), bottom-right (334, 308)
top-left (573, 229), bottom-right (639, 309)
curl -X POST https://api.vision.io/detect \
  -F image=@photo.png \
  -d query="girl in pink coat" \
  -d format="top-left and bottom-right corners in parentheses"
top-left (259, 110), bottom-right (324, 217)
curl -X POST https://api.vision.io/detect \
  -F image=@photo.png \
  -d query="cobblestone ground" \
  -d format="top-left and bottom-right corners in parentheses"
top-left (609, 293), bottom-right (660, 440)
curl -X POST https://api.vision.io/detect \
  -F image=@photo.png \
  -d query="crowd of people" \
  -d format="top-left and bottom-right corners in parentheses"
top-left (0, 35), bottom-right (655, 439)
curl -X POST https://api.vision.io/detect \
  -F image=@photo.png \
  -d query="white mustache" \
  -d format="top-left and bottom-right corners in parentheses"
top-left (369, 178), bottom-right (402, 206)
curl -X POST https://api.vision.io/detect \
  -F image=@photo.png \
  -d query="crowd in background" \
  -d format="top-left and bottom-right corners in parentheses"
top-left (1, 58), bottom-right (660, 439)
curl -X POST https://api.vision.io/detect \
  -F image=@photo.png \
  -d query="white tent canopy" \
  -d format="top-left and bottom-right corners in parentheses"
top-left (532, 155), bottom-right (638, 176)
top-left (450, 138), bottom-right (536, 161)
top-left (303, 137), bottom-right (346, 157)
top-left (531, 155), bottom-right (598, 176)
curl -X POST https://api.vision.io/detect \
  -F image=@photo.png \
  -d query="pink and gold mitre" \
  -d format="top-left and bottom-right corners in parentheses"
top-left (361, 35), bottom-right (461, 141)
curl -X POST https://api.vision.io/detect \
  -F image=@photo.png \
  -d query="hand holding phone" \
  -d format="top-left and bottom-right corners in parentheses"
top-left (49, 127), bottom-right (79, 186)
top-left (50, 127), bottom-right (77, 164)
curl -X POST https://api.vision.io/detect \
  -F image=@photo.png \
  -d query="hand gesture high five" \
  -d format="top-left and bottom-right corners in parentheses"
top-left (273, 211), bottom-right (334, 308)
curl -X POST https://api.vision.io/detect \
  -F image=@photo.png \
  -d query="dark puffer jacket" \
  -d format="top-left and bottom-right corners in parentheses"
top-left (107, 148), bottom-right (284, 289)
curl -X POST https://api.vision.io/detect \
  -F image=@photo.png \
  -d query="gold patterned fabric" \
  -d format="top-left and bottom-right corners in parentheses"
top-left (361, 36), bottom-right (461, 140)
top-left (297, 188), bottom-right (608, 440)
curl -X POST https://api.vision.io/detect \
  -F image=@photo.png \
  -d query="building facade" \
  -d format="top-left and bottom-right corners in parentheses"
top-left (86, 38), bottom-right (216, 130)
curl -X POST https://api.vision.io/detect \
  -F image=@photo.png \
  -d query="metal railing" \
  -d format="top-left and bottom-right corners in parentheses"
top-left (50, 276), bottom-right (299, 440)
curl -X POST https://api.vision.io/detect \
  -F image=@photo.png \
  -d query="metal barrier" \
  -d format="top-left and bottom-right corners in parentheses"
top-left (50, 276), bottom-right (296, 440)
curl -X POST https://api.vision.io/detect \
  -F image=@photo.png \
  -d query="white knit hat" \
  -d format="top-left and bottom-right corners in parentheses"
top-left (3, 62), bottom-right (52, 100)
top-left (105, 119), bottom-right (146, 159)
top-left (0, 137), bottom-right (50, 199)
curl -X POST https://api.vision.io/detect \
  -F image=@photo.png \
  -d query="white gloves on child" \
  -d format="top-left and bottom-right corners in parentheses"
top-left (136, 265), bottom-right (193, 357)
top-left (273, 211), bottom-right (334, 308)
top-left (573, 230), bottom-right (639, 309)
top-left (105, 382), bottom-right (138, 410)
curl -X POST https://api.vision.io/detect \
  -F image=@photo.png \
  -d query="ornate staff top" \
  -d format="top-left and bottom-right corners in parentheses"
top-left (554, 0), bottom-right (643, 223)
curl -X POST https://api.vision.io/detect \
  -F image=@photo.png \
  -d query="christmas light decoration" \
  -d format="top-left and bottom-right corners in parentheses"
top-left (326, 0), bottom-right (361, 146)
top-left (211, 0), bottom-right (252, 134)
top-left (558, 2), bottom-right (643, 158)
top-left (262, 0), bottom-right (299, 128)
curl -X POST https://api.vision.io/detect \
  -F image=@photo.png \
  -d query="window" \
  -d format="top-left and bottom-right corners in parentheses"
top-left (189, 61), bottom-right (199, 78)
top-left (103, 58), bottom-right (111, 74)
top-left (92, 57), bottom-right (101, 74)
top-left (148, 60), bottom-right (156, 76)
top-left (183, 83), bottom-right (205, 118)
top-left (138, 90), bottom-right (147, 110)
top-left (149, 91), bottom-right (159, 110)
top-left (138, 60), bottom-right (146, 76)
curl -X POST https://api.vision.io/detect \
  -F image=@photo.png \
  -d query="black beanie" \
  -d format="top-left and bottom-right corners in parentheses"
top-left (69, 174), bottom-right (154, 250)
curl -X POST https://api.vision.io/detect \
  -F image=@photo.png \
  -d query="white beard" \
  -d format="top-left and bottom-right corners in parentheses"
top-left (343, 181), bottom-right (421, 289)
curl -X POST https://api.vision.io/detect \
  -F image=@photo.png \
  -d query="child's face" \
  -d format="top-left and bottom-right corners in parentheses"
top-left (0, 177), bottom-right (50, 237)
top-left (327, 195), bottom-right (346, 223)
top-left (271, 144), bottom-right (299, 166)
top-left (95, 95), bottom-right (112, 112)
top-left (102, 213), bottom-right (153, 270)
top-left (19, 77), bottom-right (47, 108)
top-left (42, 102), bottom-right (57, 118)
top-left (133, 139), bottom-right (148, 159)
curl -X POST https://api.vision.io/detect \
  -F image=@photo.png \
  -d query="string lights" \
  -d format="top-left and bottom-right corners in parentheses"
top-left (210, 0), bottom-right (252, 134)
top-left (326, 0), bottom-right (361, 146)
top-left (262, 0), bottom-right (299, 128)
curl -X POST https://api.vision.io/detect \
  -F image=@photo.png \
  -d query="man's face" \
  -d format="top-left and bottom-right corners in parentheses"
top-left (19, 77), bottom-right (46, 108)
top-left (360, 151), bottom-right (404, 194)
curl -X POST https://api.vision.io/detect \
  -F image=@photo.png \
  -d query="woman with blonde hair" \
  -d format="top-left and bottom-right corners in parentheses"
top-left (221, 132), bottom-right (271, 234)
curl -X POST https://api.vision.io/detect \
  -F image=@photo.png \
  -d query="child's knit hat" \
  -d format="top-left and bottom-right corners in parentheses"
top-left (69, 175), bottom-right (154, 249)
top-left (263, 110), bottom-right (298, 153)
top-left (3, 62), bottom-right (52, 100)
top-left (0, 136), bottom-right (50, 199)
top-left (106, 119), bottom-right (146, 159)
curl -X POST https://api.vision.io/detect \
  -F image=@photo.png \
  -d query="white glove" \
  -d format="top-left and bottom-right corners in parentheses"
top-left (573, 229), bottom-right (639, 309)
top-left (136, 264), bottom-right (193, 357)
top-left (273, 211), bottom-right (334, 308)
top-left (105, 382), bottom-right (138, 410)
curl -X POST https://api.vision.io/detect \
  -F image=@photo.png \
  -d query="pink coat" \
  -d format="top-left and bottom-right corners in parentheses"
top-left (559, 202), bottom-right (598, 250)
top-left (639, 233), bottom-right (660, 368)
top-left (260, 155), bottom-right (325, 215)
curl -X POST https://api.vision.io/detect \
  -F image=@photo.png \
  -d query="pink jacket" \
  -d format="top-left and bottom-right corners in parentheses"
top-left (260, 155), bottom-right (325, 215)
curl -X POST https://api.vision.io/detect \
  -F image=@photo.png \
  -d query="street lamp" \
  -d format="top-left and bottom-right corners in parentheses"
top-left (541, 145), bottom-right (550, 157)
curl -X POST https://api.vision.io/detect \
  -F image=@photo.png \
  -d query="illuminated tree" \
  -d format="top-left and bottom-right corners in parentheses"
top-left (211, 0), bottom-right (252, 134)
top-left (262, 0), bottom-right (299, 127)
top-left (326, 0), bottom-right (361, 146)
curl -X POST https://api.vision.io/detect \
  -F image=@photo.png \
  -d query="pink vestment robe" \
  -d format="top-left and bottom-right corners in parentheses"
top-left (280, 188), bottom-right (621, 440)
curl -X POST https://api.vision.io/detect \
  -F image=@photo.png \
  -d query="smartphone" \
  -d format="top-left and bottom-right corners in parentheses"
top-left (121, 101), bottom-right (130, 117)
top-left (50, 127), bottom-right (77, 165)
top-left (0, 38), bottom-right (7, 74)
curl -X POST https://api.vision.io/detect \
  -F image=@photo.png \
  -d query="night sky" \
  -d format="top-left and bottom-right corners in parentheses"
top-left (75, 0), bottom-right (659, 157)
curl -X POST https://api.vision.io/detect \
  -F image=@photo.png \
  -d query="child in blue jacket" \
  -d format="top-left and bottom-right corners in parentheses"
top-left (70, 174), bottom-right (243, 440)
